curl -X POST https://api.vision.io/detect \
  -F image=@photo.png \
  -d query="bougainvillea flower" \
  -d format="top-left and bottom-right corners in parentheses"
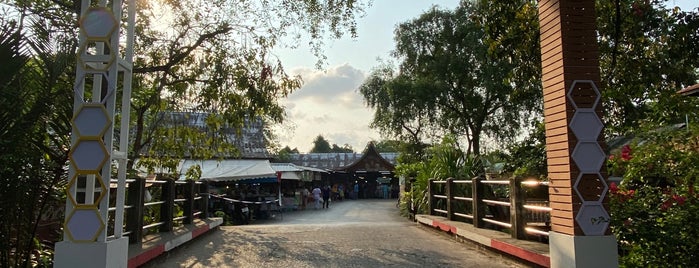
top-left (621, 145), bottom-right (632, 161)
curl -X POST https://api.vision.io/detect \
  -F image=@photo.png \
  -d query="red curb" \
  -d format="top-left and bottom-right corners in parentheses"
top-left (491, 239), bottom-right (550, 267)
top-left (432, 220), bottom-right (457, 233)
top-left (192, 225), bottom-right (209, 239)
top-left (128, 244), bottom-right (164, 268)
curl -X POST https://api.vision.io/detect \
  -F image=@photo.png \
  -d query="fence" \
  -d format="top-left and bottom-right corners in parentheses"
top-left (427, 176), bottom-right (551, 240)
top-left (107, 178), bottom-right (209, 244)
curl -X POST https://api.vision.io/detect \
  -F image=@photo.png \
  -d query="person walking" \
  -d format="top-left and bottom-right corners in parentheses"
top-left (322, 185), bottom-right (331, 209)
top-left (312, 186), bottom-right (322, 209)
top-left (300, 187), bottom-right (310, 210)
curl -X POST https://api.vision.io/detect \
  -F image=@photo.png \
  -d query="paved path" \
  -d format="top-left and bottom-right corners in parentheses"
top-left (143, 199), bottom-right (522, 268)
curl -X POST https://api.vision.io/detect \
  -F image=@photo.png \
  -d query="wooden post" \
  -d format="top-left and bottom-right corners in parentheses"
top-left (427, 179), bottom-right (434, 216)
top-left (446, 178), bottom-right (454, 221)
top-left (160, 179), bottom-right (175, 232)
top-left (510, 176), bottom-right (526, 239)
top-left (126, 178), bottom-right (144, 244)
top-left (472, 176), bottom-right (485, 228)
top-left (183, 180), bottom-right (195, 224)
top-left (538, 0), bottom-right (618, 266)
top-left (199, 181), bottom-right (209, 220)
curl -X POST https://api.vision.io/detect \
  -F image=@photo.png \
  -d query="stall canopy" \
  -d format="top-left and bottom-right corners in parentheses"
top-left (270, 163), bottom-right (302, 180)
top-left (270, 163), bottom-right (328, 181)
top-left (178, 159), bottom-right (276, 182)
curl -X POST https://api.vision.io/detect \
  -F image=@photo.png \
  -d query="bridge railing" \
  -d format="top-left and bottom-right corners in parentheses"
top-left (427, 176), bottom-right (551, 240)
top-left (106, 178), bottom-right (209, 244)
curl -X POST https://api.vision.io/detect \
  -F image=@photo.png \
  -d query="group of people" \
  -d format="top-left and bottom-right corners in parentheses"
top-left (300, 185), bottom-right (334, 209)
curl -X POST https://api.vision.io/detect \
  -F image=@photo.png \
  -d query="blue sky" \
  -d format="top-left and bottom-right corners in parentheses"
top-left (273, 0), bottom-right (698, 153)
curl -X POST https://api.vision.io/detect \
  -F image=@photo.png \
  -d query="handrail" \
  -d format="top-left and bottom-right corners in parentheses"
top-left (480, 180), bottom-right (509, 185)
top-left (426, 177), bottom-right (551, 242)
top-left (144, 200), bottom-right (166, 207)
top-left (483, 218), bottom-right (511, 228)
top-left (524, 204), bottom-right (552, 212)
top-left (483, 199), bottom-right (510, 207)
top-left (142, 221), bottom-right (165, 230)
top-left (453, 196), bottom-right (472, 202)
top-left (525, 227), bottom-right (549, 236)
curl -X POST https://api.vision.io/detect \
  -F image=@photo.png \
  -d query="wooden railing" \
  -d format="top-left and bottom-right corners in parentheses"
top-left (107, 178), bottom-right (209, 244)
top-left (427, 176), bottom-right (551, 240)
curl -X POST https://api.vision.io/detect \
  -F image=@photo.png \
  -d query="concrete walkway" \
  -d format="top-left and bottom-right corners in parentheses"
top-left (140, 199), bottom-right (524, 267)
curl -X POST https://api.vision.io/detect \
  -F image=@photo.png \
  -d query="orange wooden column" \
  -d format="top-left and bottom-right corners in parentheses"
top-left (538, 0), bottom-right (618, 266)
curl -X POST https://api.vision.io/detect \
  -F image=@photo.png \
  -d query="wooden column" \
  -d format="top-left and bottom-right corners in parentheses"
top-left (539, 0), bottom-right (618, 266)
top-left (183, 180), bottom-right (195, 224)
top-left (471, 176), bottom-right (485, 228)
top-left (427, 179), bottom-right (435, 216)
top-left (510, 176), bottom-right (526, 239)
top-left (538, 0), bottom-right (610, 237)
top-left (126, 178), bottom-right (145, 244)
top-left (199, 181), bottom-right (209, 220)
top-left (159, 179), bottom-right (175, 232)
top-left (446, 178), bottom-right (454, 221)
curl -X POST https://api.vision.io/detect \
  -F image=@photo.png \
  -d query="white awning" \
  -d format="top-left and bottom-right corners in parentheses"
top-left (180, 159), bottom-right (276, 182)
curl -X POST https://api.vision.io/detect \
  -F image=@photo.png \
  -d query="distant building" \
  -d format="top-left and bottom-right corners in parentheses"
top-left (286, 142), bottom-right (399, 199)
top-left (147, 111), bottom-right (270, 159)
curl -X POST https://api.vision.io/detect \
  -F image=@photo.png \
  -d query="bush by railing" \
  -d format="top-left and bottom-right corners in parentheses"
top-left (426, 176), bottom-right (550, 240)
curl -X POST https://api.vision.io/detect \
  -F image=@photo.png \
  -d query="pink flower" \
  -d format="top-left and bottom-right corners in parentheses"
top-left (660, 200), bottom-right (672, 211)
top-left (672, 195), bottom-right (686, 206)
top-left (610, 182), bottom-right (619, 194)
top-left (621, 145), bottom-right (632, 161)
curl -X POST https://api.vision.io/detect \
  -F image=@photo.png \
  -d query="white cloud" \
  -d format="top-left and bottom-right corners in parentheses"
top-left (274, 63), bottom-right (380, 153)
top-left (288, 64), bottom-right (365, 105)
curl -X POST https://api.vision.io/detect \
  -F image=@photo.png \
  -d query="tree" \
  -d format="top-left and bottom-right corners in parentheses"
top-left (331, 143), bottom-right (354, 153)
top-left (0, 12), bottom-right (74, 267)
top-left (360, 1), bottom-right (541, 156)
top-left (596, 0), bottom-right (699, 135)
top-left (310, 135), bottom-right (332, 153)
top-left (373, 140), bottom-right (401, 152)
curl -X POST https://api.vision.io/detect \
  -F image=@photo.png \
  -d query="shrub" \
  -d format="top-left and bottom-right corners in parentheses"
top-left (609, 126), bottom-right (699, 267)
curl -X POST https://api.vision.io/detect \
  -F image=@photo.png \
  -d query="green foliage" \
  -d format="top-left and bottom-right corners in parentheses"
top-left (360, 1), bottom-right (541, 155)
top-left (503, 121), bottom-right (547, 179)
top-left (310, 135), bottom-right (332, 153)
top-left (331, 143), bottom-right (354, 153)
top-left (0, 11), bottom-right (74, 267)
top-left (395, 136), bottom-right (484, 215)
top-left (610, 125), bottom-right (699, 267)
top-left (372, 140), bottom-right (400, 153)
top-left (596, 0), bottom-right (699, 135)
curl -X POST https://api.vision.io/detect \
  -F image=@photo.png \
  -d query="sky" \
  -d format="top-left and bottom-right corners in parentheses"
top-left (272, 0), bottom-right (699, 153)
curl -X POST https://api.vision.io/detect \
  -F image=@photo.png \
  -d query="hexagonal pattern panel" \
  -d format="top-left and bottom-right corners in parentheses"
top-left (72, 103), bottom-right (111, 138)
top-left (569, 111), bottom-right (603, 141)
top-left (572, 142), bottom-right (606, 172)
top-left (66, 173), bottom-right (107, 207)
top-left (79, 7), bottom-right (118, 39)
top-left (574, 173), bottom-right (608, 202)
top-left (64, 208), bottom-right (104, 242)
top-left (575, 203), bottom-right (610, 236)
top-left (77, 40), bottom-right (116, 71)
top-left (69, 139), bottom-right (109, 173)
top-left (567, 80), bottom-right (600, 109)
